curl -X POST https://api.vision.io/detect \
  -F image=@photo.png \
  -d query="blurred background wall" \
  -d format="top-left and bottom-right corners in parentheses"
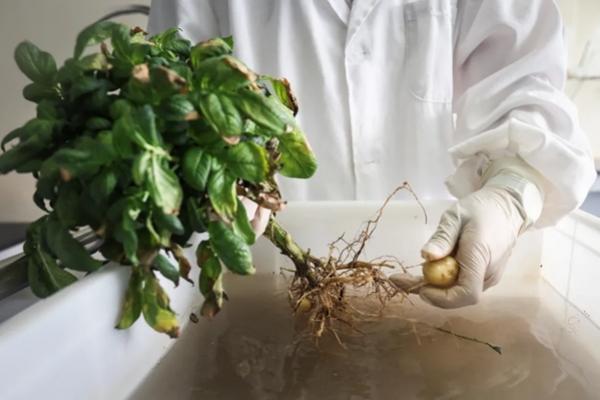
top-left (558, 0), bottom-right (600, 214)
top-left (0, 0), bottom-right (598, 221)
top-left (0, 1), bottom-right (149, 222)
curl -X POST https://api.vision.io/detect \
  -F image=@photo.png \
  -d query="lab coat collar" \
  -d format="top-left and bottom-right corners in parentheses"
top-left (346, 0), bottom-right (381, 45)
top-left (327, 0), bottom-right (351, 25)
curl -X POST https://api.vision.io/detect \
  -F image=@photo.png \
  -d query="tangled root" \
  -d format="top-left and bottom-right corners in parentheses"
top-left (275, 183), bottom-right (427, 344)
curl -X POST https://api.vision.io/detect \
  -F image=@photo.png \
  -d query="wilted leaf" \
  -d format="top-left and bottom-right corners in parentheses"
top-left (261, 76), bottom-right (299, 115)
top-left (141, 271), bottom-right (180, 338)
top-left (194, 56), bottom-right (253, 93)
top-left (236, 89), bottom-right (296, 135)
top-left (116, 267), bottom-right (144, 329)
top-left (190, 38), bottom-right (233, 68)
top-left (79, 52), bottom-right (111, 71)
top-left (278, 130), bottom-right (317, 179)
top-left (171, 243), bottom-right (193, 283)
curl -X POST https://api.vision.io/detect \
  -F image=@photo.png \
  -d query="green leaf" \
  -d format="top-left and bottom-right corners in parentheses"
top-left (27, 256), bottom-right (53, 297)
top-left (142, 271), bottom-right (180, 338)
top-left (55, 182), bottom-right (82, 228)
top-left (89, 169), bottom-right (118, 202)
top-left (1, 127), bottom-right (24, 151)
top-left (81, 83), bottom-right (110, 113)
top-left (127, 105), bottom-right (163, 147)
top-left (207, 165), bottom-right (237, 221)
top-left (147, 155), bottom-right (183, 215)
top-left (208, 220), bottom-right (255, 275)
top-left (74, 21), bottom-right (120, 59)
top-left (109, 197), bottom-right (141, 265)
top-left (232, 198), bottom-right (256, 245)
top-left (182, 147), bottom-right (211, 191)
top-left (222, 141), bottom-right (269, 183)
top-left (109, 98), bottom-right (133, 120)
top-left (186, 198), bottom-right (206, 233)
top-left (26, 219), bottom-right (77, 297)
top-left (153, 253), bottom-right (180, 286)
top-left (222, 36), bottom-right (234, 48)
top-left (0, 127), bottom-right (53, 174)
top-left (159, 94), bottom-right (195, 121)
top-left (153, 211), bottom-right (184, 236)
top-left (278, 130), bottom-right (318, 178)
top-left (236, 89), bottom-right (297, 135)
top-left (14, 41), bottom-right (57, 84)
top-left (111, 24), bottom-right (134, 62)
top-left (36, 100), bottom-right (60, 120)
top-left (15, 158), bottom-right (42, 173)
top-left (116, 267), bottom-right (144, 329)
top-left (52, 134), bottom-right (116, 179)
top-left (23, 83), bottom-right (57, 102)
top-left (85, 117), bottom-right (112, 131)
top-left (196, 92), bottom-right (243, 137)
top-left (150, 27), bottom-right (191, 56)
top-left (132, 152), bottom-right (151, 185)
top-left (44, 215), bottom-right (102, 272)
top-left (69, 76), bottom-right (105, 100)
top-left (37, 249), bottom-right (78, 291)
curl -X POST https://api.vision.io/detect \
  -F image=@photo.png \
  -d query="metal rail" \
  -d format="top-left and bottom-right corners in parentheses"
top-left (0, 230), bottom-right (102, 301)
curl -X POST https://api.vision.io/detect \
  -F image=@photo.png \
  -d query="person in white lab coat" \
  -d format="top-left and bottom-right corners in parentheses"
top-left (148, 0), bottom-right (596, 308)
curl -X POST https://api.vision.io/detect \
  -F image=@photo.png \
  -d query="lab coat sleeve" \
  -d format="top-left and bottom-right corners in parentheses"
top-left (448, 0), bottom-right (596, 227)
top-left (147, 0), bottom-right (220, 41)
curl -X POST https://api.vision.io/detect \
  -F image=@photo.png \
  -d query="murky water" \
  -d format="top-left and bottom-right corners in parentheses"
top-left (131, 274), bottom-right (600, 400)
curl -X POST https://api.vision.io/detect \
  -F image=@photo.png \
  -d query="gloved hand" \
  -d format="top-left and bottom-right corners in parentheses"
top-left (239, 197), bottom-right (271, 237)
top-left (391, 159), bottom-right (545, 308)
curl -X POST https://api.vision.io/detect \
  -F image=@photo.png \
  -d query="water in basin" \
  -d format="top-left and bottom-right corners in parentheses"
top-left (131, 273), bottom-right (600, 400)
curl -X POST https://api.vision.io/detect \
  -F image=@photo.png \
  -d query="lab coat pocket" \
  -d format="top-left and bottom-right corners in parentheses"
top-left (404, 0), bottom-right (455, 103)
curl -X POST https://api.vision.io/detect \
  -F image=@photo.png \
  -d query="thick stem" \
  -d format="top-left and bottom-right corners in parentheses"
top-left (264, 218), bottom-right (318, 286)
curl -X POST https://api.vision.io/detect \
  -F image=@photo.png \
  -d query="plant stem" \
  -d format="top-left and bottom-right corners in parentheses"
top-left (264, 218), bottom-right (318, 286)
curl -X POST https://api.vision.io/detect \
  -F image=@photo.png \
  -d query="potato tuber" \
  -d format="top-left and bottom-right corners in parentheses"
top-left (422, 256), bottom-right (459, 288)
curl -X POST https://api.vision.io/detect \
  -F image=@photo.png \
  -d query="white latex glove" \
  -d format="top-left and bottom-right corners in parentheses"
top-left (239, 197), bottom-right (271, 237)
top-left (391, 158), bottom-right (545, 309)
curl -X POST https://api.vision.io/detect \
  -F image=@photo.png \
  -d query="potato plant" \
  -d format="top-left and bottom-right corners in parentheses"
top-left (0, 22), bottom-right (316, 337)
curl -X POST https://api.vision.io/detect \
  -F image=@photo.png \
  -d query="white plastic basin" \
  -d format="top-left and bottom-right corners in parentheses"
top-left (0, 201), bottom-right (599, 399)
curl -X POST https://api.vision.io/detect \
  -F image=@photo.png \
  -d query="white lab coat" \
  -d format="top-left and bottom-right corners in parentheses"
top-left (148, 0), bottom-right (596, 226)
